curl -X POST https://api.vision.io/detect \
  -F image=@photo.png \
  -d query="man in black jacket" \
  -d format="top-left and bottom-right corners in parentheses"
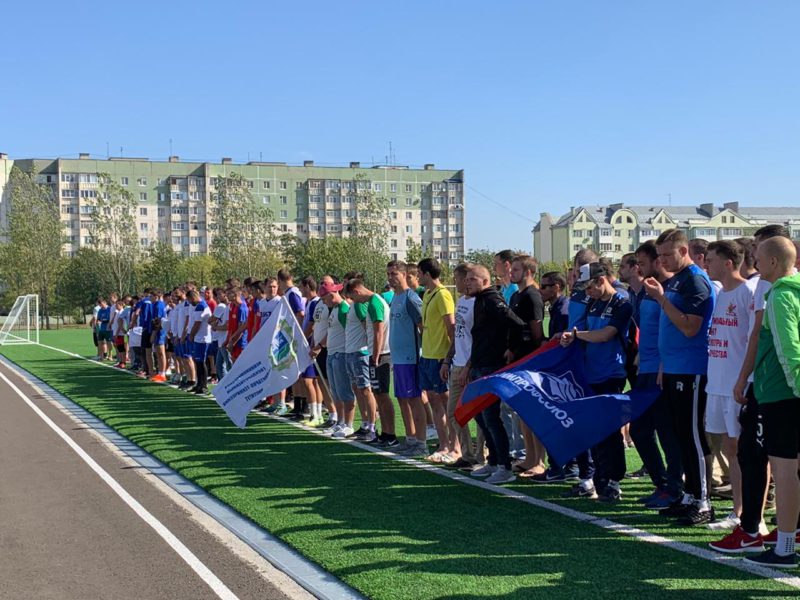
top-left (465, 264), bottom-right (525, 484)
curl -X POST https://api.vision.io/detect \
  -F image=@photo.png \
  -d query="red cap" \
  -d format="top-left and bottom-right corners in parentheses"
top-left (318, 282), bottom-right (343, 296)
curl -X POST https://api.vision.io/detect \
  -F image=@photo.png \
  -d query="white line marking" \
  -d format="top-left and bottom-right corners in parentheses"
top-left (0, 366), bottom-right (241, 600)
top-left (11, 340), bottom-right (800, 590)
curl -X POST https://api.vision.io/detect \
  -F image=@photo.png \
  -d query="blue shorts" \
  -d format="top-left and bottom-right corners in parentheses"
top-left (152, 329), bottom-right (166, 347)
top-left (208, 340), bottom-right (219, 359)
top-left (327, 352), bottom-right (355, 403)
top-left (346, 353), bottom-right (371, 389)
top-left (301, 362), bottom-right (317, 378)
top-left (419, 357), bottom-right (447, 394)
top-left (393, 363), bottom-right (421, 399)
top-left (182, 340), bottom-right (195, 359)
top-left (192, 341), bottom-right (209, 362)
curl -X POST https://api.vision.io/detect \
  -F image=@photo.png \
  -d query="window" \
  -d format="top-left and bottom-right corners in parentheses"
top-left (172, 236), bottom-right (182, 245)
top-left (78, 173), bottom-right (98, 183)
top-left (421, 225), bottom-right (428, 233)
top-left (405, 184), bottom-right (412, 192)
top-left (172, 222), bottom-right (186, 231)
top-left (280, 181), bottom-right (287, 190)
top-left (614, 244), bottom-right (622, 251)
top-left (311, 196), bottom-right (321, 204)
top-left (433, 239), bottom-right (442, 246)
top-left (263, 180), bottom-right (271, 189)
top-left (373, 183), bottom-right (381, 192)
top-left (614, 229), bottom-right (621, 237)
top-left (137, 177), bottom-right (147, 186)
top-left (139, 192), bottom-right (147, 201)
top-left (721, 228), bottom-right (742, 236)
top-left (157, 208), bottom-right (165, 217)
top-left (391, 225), bottom-right (398, 233)
top-left (280, 196), bottom-right (288, 204)
top-left (391, 239), bottom-right (398, 248)
top-left (573, 230), bottom-right (583, 238)
top-left (61, 206), bottom-right (76, 214)
top-left (390, 197), bottom-right (397, 206)
top-left (600, 243), bottom-right (612, 251)
top-left (390, 183), bottom-right (397, 192)
top-left (62, 189), bottom-right (78, 198)
top-left (120, 177), bottom-right (129, 186)
top-left (139, 207), bottom-right (148, 216)
top-left (61, 173), bottom-right (78, 183)
top-left (262, 196), bottom-right (270, 204)
top-left (190, 236), bottom-right (200, 245)
top-left (627, 216), bottom-right (633, 224)
top-left (159, 192), bottom-right (166, 202)
top-left (280, 210), bottom-right (288, 219)
top-left (296, 182), bottom-right (303, 189)
top-left (405, 212), bottom-right (412, 220)
top-left (79, 189), bottom-right (98, 199)
top-left (627, 230), bottom-right (633, 238)
top-left (391, 211), bottom-right (397, 219)
top-left (452, 224), bottom-right (460, 233)
top-left (406, 198), bottom-right (413, 206)
top-left (433, 197), bottom-right (443, 205)
top-left (140, 223), bottom-right (148, 231)
top-left (406, 225), bottom-right (413, 233)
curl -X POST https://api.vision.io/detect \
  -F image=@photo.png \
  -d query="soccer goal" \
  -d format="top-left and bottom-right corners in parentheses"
top-left (0, 294), bottom-right (40, 346)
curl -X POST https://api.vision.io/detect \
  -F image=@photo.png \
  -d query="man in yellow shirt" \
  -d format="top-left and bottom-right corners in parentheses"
top-left (419, 258), bottom-right (456, 461)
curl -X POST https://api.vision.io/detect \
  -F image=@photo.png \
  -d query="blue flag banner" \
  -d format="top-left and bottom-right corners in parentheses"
top-left (455, 341), bottom-right (660, 466)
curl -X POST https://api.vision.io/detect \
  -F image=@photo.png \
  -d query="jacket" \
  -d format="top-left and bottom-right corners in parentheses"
top-left (470, 287), bottom-right (525, 370)
top-left (754, 273), bottom-right (800, 404)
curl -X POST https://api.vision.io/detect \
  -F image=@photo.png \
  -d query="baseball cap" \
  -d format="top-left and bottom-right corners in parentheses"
top-left (574, 262), bottom-right (607, 290)
top-left (318, 282), bottom-right (343, 297)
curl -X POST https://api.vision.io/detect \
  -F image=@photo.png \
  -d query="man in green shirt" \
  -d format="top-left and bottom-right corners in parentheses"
top-left (746, 237), bottom-right (800, 569)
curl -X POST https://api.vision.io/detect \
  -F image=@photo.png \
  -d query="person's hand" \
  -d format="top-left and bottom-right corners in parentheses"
top-left (503, 349), bottom-right (514, 364)
top-left (734, 376), bottom-right (748, 405)
top-left (560, 327), bottom-right (577, 347)
top-left (643, 277), bottom-right (665, 302)
top-left (439, 362), bottom-right (450, 383)
top-left (310, 345), bottom-right (321, 359)
top-left (457, 367), bottom-right (469, 387)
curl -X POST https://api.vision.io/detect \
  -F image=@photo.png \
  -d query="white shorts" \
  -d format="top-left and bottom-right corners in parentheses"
top-left (705, 394), bottom-right (741, 438)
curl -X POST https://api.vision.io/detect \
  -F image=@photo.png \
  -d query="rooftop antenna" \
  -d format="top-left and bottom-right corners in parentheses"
top-left (120, 146), bottom-right (123, 157)
top-left (169, 138), bottom-right (173, 156)
top-left (668, 193), bottom-right (672, 207)
top-left (106, 142), bottom-right (109, 158)
top-left (389, 141), bottom-right (393, 166)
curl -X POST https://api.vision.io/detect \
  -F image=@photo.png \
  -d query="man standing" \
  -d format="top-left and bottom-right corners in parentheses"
top-left (539, 271), bottom-right (570, 339)
top-left (704, 241), bottom-right (756, 531)
top-left (493, 250), bottom-right (519, 304)
top-left (746, 237), bottom-right (800, 568)
top-left (149, 289), bottom-right (168, 383)
top-left (95, 298), bottom-right (111, 361)
top-left (387, 260), bottom-right (426, 457)
top-left (310, 275), bottom-right (336, 429)
top-left (561, 263), bottom-right (633, 502)
top-left (418, 258), bottom-right (456, 460)
top-left (643, 229), bottom-right (716, 525)
top-left (466, 264), bottom-right (525, 485)
top-left (187, 289), bottom-right (212, 395)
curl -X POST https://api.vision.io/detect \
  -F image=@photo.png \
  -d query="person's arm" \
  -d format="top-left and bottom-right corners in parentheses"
top-left (561, 325), bottom-right (619, 345)
top-left (768, 290), bottom-right (800, 397)
top-left (734, 310), bottom-right (764, 404)
top-left (372, 320), bottom-right (385, 364)
top-left (642, 277), bottom-right (704, 338)
top-left (189, 319), bottom-right (201, 340)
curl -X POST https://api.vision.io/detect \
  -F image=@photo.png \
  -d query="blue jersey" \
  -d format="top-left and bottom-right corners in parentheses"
top-left (584, 293), bottom-right (632, 384)
top-left (139, 298), bottom-right (154, 331)
top-left (612, 280), bottom-right (630, 301)
top-left (97, 306), bottom-right (111, 331)
top-left (568, 288), bottom-right (591, 330)
top-left (636, 288), bottom-right (661, 375)
top-left (658, 264), bottom-right (715, 375)
top-left (501, 283), bottom-right (519, 305)
top-left (389, 289), bottom-right (423, 365)
top-left (548, 295), bottom-right (570, 338)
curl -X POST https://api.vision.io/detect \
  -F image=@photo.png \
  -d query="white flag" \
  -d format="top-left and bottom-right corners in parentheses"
top-left (212, 298), bottom-right (312, 428)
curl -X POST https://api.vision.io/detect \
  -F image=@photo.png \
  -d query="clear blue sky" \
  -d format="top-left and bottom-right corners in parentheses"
top-left (1, 1), bottom-right (799, 251)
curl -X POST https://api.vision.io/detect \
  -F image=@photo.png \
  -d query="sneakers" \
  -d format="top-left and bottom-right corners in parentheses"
top-left (530, 467), bottom-right (578, 484)
top-left (708, 526), bottom-right (765, 554)
top-left (707, 511), bottom-right (741, 531)
top-left (486, 466), bottom-right (516, 485)
top-left (657, 497), bottom-right (693, 517)
top-left (598, 483), bottom-right (622, 503)
top-left (318, 418), bottom-right (337, 429)
top-left (192, 386), bottom-right (209, 395)
top-left (677, 504), bottom-right (716, 526)
top-left (332, 425), bottom-right (354, 439)
top-left (273, 405), bottom-right (290, 416)
top-left (744, 549), bottom-right (799, 569)
top-left (763, 529), bottom-right (800, 546)
top-left (426, 424), bottom-right (438, 440)
top-left (625, 466), bottom-right (648, 479)
top-left (645, 491), bottom-right (681, 510)
top-left (362, 431), bottom-right (377, 443)
top-left (562, 482), bottom-right (598, 499)
top-left (149, 373), bottom-right (167, 383)
top-left (470, 464), bottom-right (497, 478)
top-left (325, 423), bottom-right (342, 435)
top-left (398, 440), bottom-right (428, 458)
top-left (346, 426), bottom-right (370, 440)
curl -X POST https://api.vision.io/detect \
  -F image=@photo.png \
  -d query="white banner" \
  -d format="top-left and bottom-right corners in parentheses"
top-left (212, 298), bottom-right (312, 428)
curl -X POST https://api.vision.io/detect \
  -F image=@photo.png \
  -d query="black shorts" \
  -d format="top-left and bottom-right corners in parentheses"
top-left (760, 398), bottom-right (800, 459)
top-left (371, 358), bottom-right (391, 394)
top-left (166, 339), bottom-right (175, 353)
top-left (315, 347), bottom-right (328, 380)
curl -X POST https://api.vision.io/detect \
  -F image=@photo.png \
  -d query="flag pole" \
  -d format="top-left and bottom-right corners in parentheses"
top-left (280, 295), bottom-right (335, 403)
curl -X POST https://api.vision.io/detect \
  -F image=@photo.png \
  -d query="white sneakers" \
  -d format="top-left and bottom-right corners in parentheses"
top-left (470, 464), bottom-right (496, 478)
top-left (332, 425), bottom-right (354, 439)
top-left (708, 511), bottom-right (741, 531)
top-left (486, 466), bottom-right (516, 485)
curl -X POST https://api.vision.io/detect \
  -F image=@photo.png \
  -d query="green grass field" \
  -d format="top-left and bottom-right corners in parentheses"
top-left (2, 329), bottom-right (799, 599)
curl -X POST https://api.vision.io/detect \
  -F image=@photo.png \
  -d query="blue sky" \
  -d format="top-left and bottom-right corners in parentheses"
top-left (1, 2), bottom-right (798, 251)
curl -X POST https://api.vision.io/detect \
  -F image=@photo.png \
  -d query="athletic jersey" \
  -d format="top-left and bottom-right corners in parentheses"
top-left (706, 279), bottom-right (757, 396)
top-left (191, 301), bottom-right (212, 344)
top-left (256, 297), bottom-right (282, 329)
top-left (636, 287), bottom-right (662, 375)
top-left (568, 288), bottom-right (591, 330)
top-left (421, 285), bottom-right (455, 360)
top-left (326, 301), bottom-right (348, 353)
top-left (168, 303), bottom-right (181, 337)
top-left (139, 298), bottom-right (154, 331)
top-left (584, 292), bottom-right (633, 384)
top-left (211, 303), bottom-right (228, 345)
top-left (284, 286), bottom-right (305, 316)
top-left (658, 264), bottom-right (715, 375)
top-left (312, 299), bottom-right (330, 345)
top-left (364, 293), bottom-right (391, 356)
top-left (180, 300), bottom-right (192, 337)
top-left (151, 300), bottom-right (166, 328)
top-left (97, 306), bottom-right (111, 331)
top-left (548, 295), bottom-right (570, 338)
top-left (303, 297), bottom-right (319, 337)
top-left (500, 282), bottom-right (519, 304)
top-left (453, 295), bottom-right (475, 367)
top-left (344, 300), bottom-right (368, 355)
top-left (92, 304), bottom-right (101, 330)
top-left (389, 289), bottom-right (423, 365)
top-left (509, 285), bottom-right (545, 356)
top-left (611, 280), bottom-right (630, 301)
top-left (381, 290), bottom-right (395, 305)
top-left (246, 297), bottom-right (257, 340)
top-left (116, 307), bottom-right (131, 336)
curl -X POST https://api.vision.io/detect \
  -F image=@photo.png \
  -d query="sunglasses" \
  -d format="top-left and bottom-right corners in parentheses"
top-left (540, 283), bottom-right (556, 289)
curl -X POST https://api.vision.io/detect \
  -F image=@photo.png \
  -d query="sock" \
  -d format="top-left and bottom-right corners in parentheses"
top-left (776, 530), bottom-right (796, 557)
top-left (696, 499), bottom-right (710, 511)
top-left (579, 478), bottom-right (593, 490)
top-left (330, 411), bottom-right (338, 422)
top-left (315, 404), bottom-right (323, 419)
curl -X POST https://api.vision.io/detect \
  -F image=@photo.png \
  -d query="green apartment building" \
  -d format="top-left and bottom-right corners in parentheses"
top-left (0, 153), bottom-right (465, 263)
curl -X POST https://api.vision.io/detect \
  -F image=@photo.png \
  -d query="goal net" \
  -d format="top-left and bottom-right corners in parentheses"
top-left (0, 294), bottom-right (40, 346)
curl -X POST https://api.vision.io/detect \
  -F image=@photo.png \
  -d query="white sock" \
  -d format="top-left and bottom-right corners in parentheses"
top-left (313, 404), bottom-right (321, 419)
top-left (776, 530), bottom-right (796, 557)
top-left (330, 411), bottom-right (338, 422)
top-left (579, 478), bottom-right (593, 490)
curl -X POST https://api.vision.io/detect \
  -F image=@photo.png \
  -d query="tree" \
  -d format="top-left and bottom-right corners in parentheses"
top-left (463, 248), bottom-right (496, 271)
top-left (0, 166), bottom-right (65, 328)
top-left (405, 238), bottom-right (425, 264)
top-left (56, 247), bottom-right (114, 322)
top-left (89, 173), bottom-right (139, 295)
top-left (210, 172), bottom-right (281, 280)
top-left (284, 237), bottom-right (390, 292)
top-left (139, 241), bottom-right (183, 291)
top-left (180, 254), bottom-right (218, 286)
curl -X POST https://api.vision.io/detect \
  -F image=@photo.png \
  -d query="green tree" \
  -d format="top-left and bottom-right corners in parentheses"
top-left (463, 248), bottom-right (496, 271)
top-left (181, 254), bottom-right (219, 286)
top-left (284, 237), bottom-right (389, 292)
top-left (0, 166), bottom-right (65, 328)
top-left (405, 238), bottom-right (425, 264)
top-left (56, 247), bottom-right (114, 322)
top-left (139, 241), bottom-right (183, 291)
top-left (210, 172), bottom-right (281, 280)
top-left (89, 173), bottom-right (139, 294)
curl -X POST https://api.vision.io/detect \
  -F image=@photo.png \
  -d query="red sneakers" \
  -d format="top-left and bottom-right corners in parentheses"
top-left (708, 526), bottom-right (765, 554)
top-left (763, 529), bottom-right (800, 546)
top-left (149, 373), bottom-right (167, 383)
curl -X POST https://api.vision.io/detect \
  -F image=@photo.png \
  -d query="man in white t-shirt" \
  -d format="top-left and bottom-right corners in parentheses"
top-left (187, 289), bottom-right (213, 395)
top-left (310, 275), bottom-right (335, 428)
top-left (705, 240), bottom-right (756, 531)
top-left (209, 287), bottom-right (229, 382)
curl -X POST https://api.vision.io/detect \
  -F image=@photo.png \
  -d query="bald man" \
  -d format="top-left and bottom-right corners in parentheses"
top-left (746, 237), bottom-right (800, 569)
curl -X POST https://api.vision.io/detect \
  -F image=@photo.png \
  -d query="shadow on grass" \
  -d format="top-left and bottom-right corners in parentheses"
top-left (2, 351), bottom-right (797, 600)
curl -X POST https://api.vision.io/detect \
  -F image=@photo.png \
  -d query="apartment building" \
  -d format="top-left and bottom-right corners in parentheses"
top-left (0, 153), bottom-right (465, 263)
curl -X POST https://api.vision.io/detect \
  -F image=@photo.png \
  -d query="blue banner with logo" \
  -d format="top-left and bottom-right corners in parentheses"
top-left (455, 341), bottom-right (660, 466)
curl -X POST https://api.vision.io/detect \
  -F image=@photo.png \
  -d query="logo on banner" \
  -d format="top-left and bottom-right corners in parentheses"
top-left (531, 371), bottom-right (585, 404)
top-left (270, 318), bottom-right (297, 370)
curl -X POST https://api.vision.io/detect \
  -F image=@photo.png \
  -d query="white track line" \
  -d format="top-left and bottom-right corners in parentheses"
top-left (0, 367), bottom-right (240, 600)
top-left (12, 340), bottom-right (800, 590)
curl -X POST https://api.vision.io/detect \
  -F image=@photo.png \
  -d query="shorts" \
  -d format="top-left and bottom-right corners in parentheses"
top-left (98, 330), bottom-right (112, 342)
top-left (705, 394), bottom-right (742, 437)
top-left (315, 347), bottom-right (328, 380)
top-left (182, 340), bottom-right (195, 358)
top-left (192, 341), bottom-right (209, 362)
top-left (327, 352), bottom-right (355, 403)
top-left (393, 363), bottom-right (421, 399)
top-left (208, 341), bottom-right (219, 360)
top-left (166, 338), bottom-right (174, 353)
top-left (419, 356), bottom-right (448, 394)
top-left (370, 357), bottom-right (391, 394)
top-left (346, 352), bottom-right (371, 389)
top-left (152, 329), bottom-right (166, 347)
top-left (301, 363), bottom-right (317, 378)
top-left (141, 329), bottom-right (153, 346)
top-left (114, 335), bottom-right (125, 348)
top-left (760, 398), bottom-right (800, 459)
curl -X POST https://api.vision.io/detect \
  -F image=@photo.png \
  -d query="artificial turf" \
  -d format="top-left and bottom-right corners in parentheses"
top-left (2, 328), bottom-right (798, 599)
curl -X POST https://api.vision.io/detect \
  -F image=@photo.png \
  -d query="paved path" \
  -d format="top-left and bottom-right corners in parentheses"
top-left (0, 363), bottom-right (310, 600)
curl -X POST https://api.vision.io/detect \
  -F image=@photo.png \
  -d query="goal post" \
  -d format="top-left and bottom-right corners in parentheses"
top-left (0, 294), bottom-right (40, 346)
